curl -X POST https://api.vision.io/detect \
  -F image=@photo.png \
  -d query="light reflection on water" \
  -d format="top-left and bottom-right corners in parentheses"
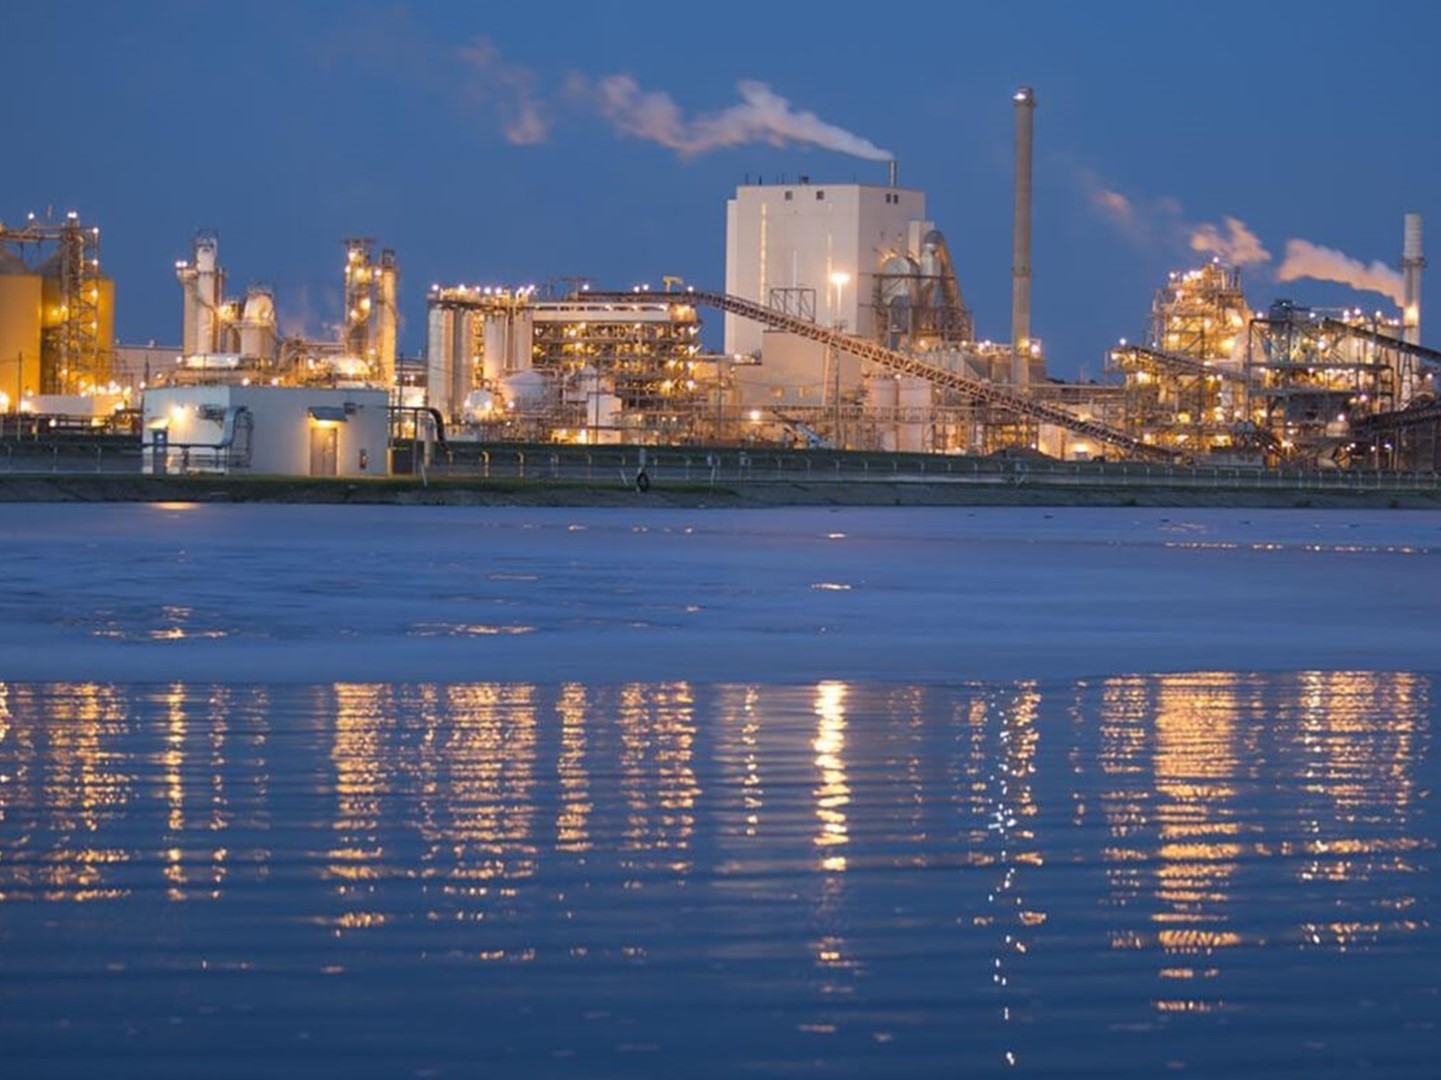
top-left (0, 673), bottom-right (1435, 1076)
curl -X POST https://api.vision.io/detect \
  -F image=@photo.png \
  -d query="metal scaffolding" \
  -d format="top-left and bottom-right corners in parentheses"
top-left (0, 211), bottom-right (108, 395)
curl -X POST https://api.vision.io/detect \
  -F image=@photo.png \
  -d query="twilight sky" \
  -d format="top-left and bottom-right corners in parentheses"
top-left (5, 0), bottom-right (1438, 379)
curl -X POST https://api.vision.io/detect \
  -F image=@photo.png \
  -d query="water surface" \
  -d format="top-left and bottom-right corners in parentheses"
top-left (2, 674), bottom-right (1434, 1077)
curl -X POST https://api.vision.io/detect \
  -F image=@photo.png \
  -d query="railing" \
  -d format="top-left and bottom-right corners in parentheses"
top-left (414, 446), bottom-right (1441, 494)
top-left (4, 438), bottom-right (1438, 495)
top-left (2, 441), bottom-right (145, 474)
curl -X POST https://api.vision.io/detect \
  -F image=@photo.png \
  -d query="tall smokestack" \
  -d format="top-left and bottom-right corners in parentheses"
top-left (888, 159), bottom-right (898, 188)
top-left (1010, 86), bottom-right (1036, 391)
top-left (1403, 212), bottom-right (1424, 346)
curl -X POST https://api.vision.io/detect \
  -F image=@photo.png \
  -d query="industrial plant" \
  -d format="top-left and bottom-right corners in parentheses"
top-left (4, 85), bottom-right (1440, 477)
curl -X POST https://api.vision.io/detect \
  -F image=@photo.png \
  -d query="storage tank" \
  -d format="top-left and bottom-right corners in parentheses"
top-left (239, 287), bottom-right (277, 361)
top-left (502, 369), bottom-right (550, 415)
top-left (897, 375), bottom-right (931, 452)
top-left (0, 250), bottom-right (42, 405)
top-left (865, 374), bottom-right (899, 452)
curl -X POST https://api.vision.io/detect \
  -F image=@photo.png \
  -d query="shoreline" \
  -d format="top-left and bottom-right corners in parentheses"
top-left (3, 473), bottom-right (1441, 509)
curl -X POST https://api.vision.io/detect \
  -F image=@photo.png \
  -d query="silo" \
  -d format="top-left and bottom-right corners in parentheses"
top-left (897, 375), bottom-right (931, 452)
top-left (0, 249), bottom-right (42, 405)
top-left (239, 286), bottom-right (277, 361)
top-left (865, 374), bottom-right (899, 451)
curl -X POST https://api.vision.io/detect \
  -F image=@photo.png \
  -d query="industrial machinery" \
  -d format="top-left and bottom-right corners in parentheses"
top-left (426, 285), bottom-right (705, 442)
top-left (0, 210), bottom-right (113, 405)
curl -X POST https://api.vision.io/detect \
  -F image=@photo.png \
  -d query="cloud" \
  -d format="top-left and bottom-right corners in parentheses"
top-left (1275, 240), bottom-right (1405, 304)
top-left (1189, 217), bottom-right (1271, 267)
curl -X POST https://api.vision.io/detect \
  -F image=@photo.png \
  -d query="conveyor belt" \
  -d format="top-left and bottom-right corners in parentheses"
top-left (585, 289), bottom-right (1179, 460)
top-left (1118, 344), bottom-right (1248, 383)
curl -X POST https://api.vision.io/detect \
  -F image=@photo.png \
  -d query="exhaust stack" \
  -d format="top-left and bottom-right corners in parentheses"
top-left (1403, 212), bottom-right (1424, 346)
top-left (1010, 86), bottom-right (1036, 391)
top-left (888, 159), bottom-right (898, 188)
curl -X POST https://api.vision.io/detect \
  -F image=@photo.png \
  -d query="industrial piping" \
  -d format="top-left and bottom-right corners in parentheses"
top-left (1010, 87), bottom-right (1036, 391)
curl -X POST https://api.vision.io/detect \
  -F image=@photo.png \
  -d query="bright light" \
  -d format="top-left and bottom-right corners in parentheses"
top-left (169, 403), bottom-right (188, 423)
top-left (829, 271), bottom-right (851, 287)
top-left (748, 409), bottom-right (762, 422)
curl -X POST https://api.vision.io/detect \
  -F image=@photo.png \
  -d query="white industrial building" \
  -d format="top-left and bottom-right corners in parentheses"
top-left (721, 177), bottom-right (988, 417)
top-left (142, 386), bottom-right (390, 476)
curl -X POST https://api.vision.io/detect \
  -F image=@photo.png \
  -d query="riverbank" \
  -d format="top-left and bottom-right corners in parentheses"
top-left (3, 472), bottom-right (1441, 508)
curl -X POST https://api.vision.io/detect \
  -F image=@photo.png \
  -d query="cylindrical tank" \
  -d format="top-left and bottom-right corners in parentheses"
top-left (0, 252), bottom-right (42, 405)
top-left (510, 307), bottom-right (534, 372)
top-left (481, 311), bottom-right (509, 386)
top-left (897, 375), bottom-right (931, 453)
top-left (376, 250), bottom-right (398, 388)
top-left (239, 287), bottom-right (277, 361)
top-left (866, 374), bottom-right (899, 452)
top-left (502, 369), bottom-right (549, 414)
top-left (463, 388), bottom-right (498, 421)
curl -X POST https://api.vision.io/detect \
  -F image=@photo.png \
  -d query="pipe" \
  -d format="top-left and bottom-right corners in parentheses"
top-left (888, 159), bottom-right (898, 189)
top-left (1403, 212), bottom-right (1424, 347)
top-left (1010, 87), bottom-right (1036, 391)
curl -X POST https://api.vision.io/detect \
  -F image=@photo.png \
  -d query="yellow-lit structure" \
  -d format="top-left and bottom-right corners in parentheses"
top-left (0, 211), bottom-right (114, 407)
top-left (426, 286), bottom-right (706, 443)
top-left (1107, 256), bottom-right (1440, 466)
top-left (1108, 263), bottom-right (1251, 456)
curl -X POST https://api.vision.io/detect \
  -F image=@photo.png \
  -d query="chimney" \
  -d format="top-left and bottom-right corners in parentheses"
top-left (1010, 87), bottom-right (1036, 391)
top-left (1403, 212), bottom-right (1424, 346)
top-left (888, 159), bottom-right (898, 188)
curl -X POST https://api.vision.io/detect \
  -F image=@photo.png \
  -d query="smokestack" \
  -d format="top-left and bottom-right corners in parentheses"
top-left (1010, 86), bottom-right (1036, 391)
top-left (1403, 212), bottom-right (1424, 346)
top-left (888, 159), bottom-right (898, 188)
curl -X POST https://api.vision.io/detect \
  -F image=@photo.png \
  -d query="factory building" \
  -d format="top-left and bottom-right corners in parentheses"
top-left (133, 233), bottom-right (408, 475)
top-left (142, 385), bottom-right (388, 476)
top-left (426, 286), bottom-right (705, 443)
top-left (722, 176), bottom-right (987, 420)
top-left (0, 211), bottom-right (115, 414)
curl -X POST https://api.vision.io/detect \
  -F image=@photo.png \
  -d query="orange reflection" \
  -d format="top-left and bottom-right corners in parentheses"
top-left (1096, 670), bottom-right (1429, 1016)
top-left (555, 683), bottom-right (591, 853)
top-left (812, 680), bottom-right (849, 874)
top-left (618, 682), bottom-right (699, 878)
top-left (2, 683), bottom-right (133, 902)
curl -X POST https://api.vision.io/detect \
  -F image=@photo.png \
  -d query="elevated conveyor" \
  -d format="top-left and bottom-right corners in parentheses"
top-left (1120, 344), bottom-right (1248, 384)
top-left (586, 289), bottom-right (1178, 461)
top-left (1316, 318), bottom-right (1441, 377)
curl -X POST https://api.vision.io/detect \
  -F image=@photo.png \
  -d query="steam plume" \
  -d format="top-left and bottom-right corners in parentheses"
top-left (1190, 217), bottom-right (1270, 267)
top-left (1276, 239), bottom-right (1404, 304)
top-left (576, 75), bottom-right (892, 161)
top-left (460, 37), bottom-right (551, 145)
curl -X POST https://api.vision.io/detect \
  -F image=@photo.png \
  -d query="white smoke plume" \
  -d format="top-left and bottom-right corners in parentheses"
top-left (572, 74), bottom-right (892, 161)
top-left (1189, 217), bottom-right (1270, 267)
top-left (1275, 240), bottom-right (1405, 304)
top-left (460, 37), bottom-right (551, 146)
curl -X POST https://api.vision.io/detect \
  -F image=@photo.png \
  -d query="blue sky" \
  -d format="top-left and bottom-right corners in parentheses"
top-left (5, 0), bottom-right (1438, 378)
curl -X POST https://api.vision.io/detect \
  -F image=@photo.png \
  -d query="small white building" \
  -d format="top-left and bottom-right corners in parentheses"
top-left (142, 386), bottom-right (390, 477)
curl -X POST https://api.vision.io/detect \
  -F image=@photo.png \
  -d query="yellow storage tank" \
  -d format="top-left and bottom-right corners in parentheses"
top-left (0, 249), bottom-right (42, 406)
